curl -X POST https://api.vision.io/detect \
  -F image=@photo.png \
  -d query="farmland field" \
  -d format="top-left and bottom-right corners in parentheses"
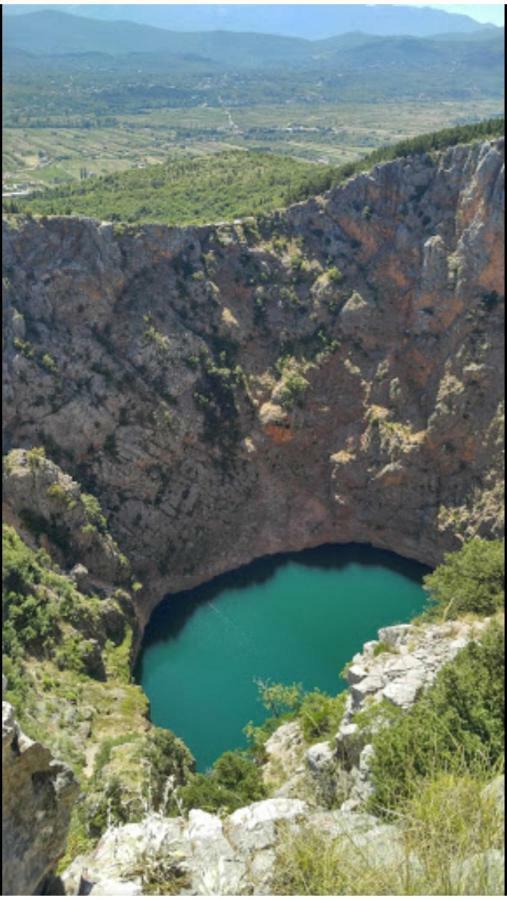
top-left (3, 99), bottom-right (502, 193)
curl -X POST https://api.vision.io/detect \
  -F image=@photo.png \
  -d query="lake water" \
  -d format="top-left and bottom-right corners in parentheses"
top-left (136, 544), bottom-right (428, 770)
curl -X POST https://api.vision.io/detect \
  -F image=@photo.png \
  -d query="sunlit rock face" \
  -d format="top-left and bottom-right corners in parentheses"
top-left (3, 138), bottom-right (504, 623)
top-left (2, 698), bottom-right (78, 895)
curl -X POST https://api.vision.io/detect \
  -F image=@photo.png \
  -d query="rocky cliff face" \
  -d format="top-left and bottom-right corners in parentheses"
top-left (2, 694), bottom-right (78, 895)
top-left (3, 138), bottom-right (504, 623)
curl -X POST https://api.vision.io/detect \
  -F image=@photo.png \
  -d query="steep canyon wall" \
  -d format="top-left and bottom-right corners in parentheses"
top-left (3, 138), bottom-right (504, 623)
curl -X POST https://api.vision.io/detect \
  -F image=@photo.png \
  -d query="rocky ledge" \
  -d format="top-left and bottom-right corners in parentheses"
top-left (61, 783), bottom-right (504, 896)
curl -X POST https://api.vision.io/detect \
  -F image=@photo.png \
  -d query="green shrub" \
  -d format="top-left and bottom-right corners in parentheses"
top-left (278, 369), bottom-right (310, 410)
top-left (143, 729), bottom-right (195, 810)
top-left (372, 639), bottom-right (398, 657)
top-left (298, 690), bottom-right (347, 742)
top-left (2, 525), bottom-right (59, 657)
top-left (80, 492), bottom-right (107, 529)
top-left (26, 446), bottom-right (46, 469)
top-left (46, 482), bottom-right (69, 503)
top-left (85, 776), bottom-right (131, 837)
top-left (55, 634), bottom-right (94, 675)
top-left (93, 733), bottom-right (139, 776)
top-left (326, 266), bottom-right (343, 284)
top-left (13, 337), bottom-right (34, 358)
top-left (41, 352), bottom-right (58, 373)
top-left (422, 538), bottom-right (504, 620)
top-left (178, 749), bottom-right (265, 815)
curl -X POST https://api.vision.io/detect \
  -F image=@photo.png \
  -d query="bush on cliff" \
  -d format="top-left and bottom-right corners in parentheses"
top-left (178, 750), bottom-right (266, 815)
top-left (421, 537), bottom-right (504, 620)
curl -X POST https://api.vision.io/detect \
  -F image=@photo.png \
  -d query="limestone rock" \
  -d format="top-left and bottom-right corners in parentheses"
top-left (263, 721), bottom-right (306, 790)
top-left (2, 701), bottom-right (78, 895)
top-left (481, 775), bottom-right (505, 817)
top-left (344, 617), bottom-right (488, 716)
top-left (63, 800), bottom-right (309, 897)
top-left (226, 798), bottom-right (308, 854)
top-left (450, 849), bottom-right (505, 896)
top-left (305, 740), bottom-right (335, 773)
top-left (3, 448), bottom-right (129, 592)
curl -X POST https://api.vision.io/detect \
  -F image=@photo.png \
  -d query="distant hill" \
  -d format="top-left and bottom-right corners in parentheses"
top-left (3, 8), bottom-right (503, 68)
top-left (3, 10), bottom-right (312, 61)
top-left (3, 3), bottom-right (499, 40)
top-left (3, 10), bottom-right (503, 124)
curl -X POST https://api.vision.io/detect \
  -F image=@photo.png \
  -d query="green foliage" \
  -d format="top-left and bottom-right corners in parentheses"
top-left (80, 491), bottom-right (107, 530)
top-left (329, 117), bottom-right (505, 185)
top-left (372, 639), bottom-right (398, 657)
top-left (54, 634), bottom-right (97, 675)
top-left (368, 620), bottom-right (505, 815)
top-left (2, 525), bottom-right (61, 659)
top-left (16, 152), bottom-right (335, 226)
top-left (85, 776), bottom-right (132, 838)
top-left (255, 678), bottom-right (304, 716)
top-left (244, 680), bottom-right (345, 758)
top-left (326, 266), bottom-right (343, 284)
top-left (2, 522), bottom-right (114, 687)
top-left (46, 482), bottom-right (69, 503)
top-left (125, 846), bottom-right (191, 896)
top-left (276, 359), bottom-right (311, 410)
top-left (81, 522), bottom-right (97, 536)
top-left (56, 805), bottom-right (96, 874)
top-left (13, 336), bottom-right (35, 358)
top-left (298, 690), bottom-right (347, 742)
top-left (178, 749), bottom-right (266, 815)
top-left (41, 352), bottom-right (58, 373)
top-left (26, 446), bottom-right (46, 469)
top-left (144, 324), bottom-right (170, 352)
top-left (143, 728), bottom-right (195, 811)
top-left (12, 120), bottom-right (504, 229)
top-left (104, 627), bottom-right (133, 680)
top-left (422, 538), bottom-right (504, 620)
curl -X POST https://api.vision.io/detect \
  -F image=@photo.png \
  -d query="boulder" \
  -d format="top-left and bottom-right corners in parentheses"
top-left (226, 798), bottom-right (308, 854)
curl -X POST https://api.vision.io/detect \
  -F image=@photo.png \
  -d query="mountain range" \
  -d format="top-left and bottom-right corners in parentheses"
top-left (3, 3), bottom-right (501, 43)
top-left (3, 7), bottom-right (503, 64)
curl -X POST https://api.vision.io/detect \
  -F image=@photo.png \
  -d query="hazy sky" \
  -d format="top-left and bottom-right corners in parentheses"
top-left (3, 1), bottom-right (505, 27)
top-left (430, 4), bottom-right (504, 25)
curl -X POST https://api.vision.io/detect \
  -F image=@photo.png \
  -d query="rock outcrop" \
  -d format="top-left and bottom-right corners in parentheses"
top-left (2, 698), bottom-right (78, 895)
top-left (61, 779), bottom-right (505, 897)
top-left (2, 138), bottom-right (504, 625)
top-left (62, 799), bottom-right (409, 896)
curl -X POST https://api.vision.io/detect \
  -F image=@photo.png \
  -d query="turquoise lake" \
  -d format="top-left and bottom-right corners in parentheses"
top-left (137, 544), bottom-right (429, 770)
